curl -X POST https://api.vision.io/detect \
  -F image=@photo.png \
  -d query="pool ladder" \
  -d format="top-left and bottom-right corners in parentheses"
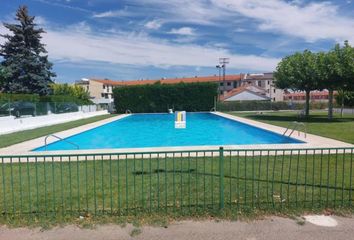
top-left (282, 121), bottom-right (307, 138)
top-left (44, 134), bottom-right (80, 150)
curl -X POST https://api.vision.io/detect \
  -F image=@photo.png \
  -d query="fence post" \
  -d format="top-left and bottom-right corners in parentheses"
top-left (219, 147), bottom-right (225, 210)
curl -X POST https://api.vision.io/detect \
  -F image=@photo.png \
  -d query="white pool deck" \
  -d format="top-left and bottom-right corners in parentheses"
top-left (0, 111), bottom-right (352, 156)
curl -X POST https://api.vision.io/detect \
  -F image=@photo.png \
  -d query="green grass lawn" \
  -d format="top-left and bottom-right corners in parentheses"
top-left (0, 150), bottom-right (352, 224)
top-left (0, 114), bottom-right (116, 149)
top-left (228, 111), bottom-right (354, 144)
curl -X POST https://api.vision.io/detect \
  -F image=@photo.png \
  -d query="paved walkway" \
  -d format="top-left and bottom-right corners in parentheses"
top-left (1, 216), bottom-right (354, 240)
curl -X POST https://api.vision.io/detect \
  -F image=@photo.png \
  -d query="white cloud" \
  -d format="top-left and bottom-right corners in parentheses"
top-left (169, 27), bottom-right (195, 36)
top-left (212, 0), bottom-right (354, 43)
top-left (0, 23), bottom-right (279, 72)
top-left (144, 20), bottom-right (162, 30)
top-left (93, 8), bottom-right (134, 18)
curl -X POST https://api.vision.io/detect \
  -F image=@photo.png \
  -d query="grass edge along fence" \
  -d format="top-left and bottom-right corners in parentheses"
top-left (0, 147), bottom-right (353, 220)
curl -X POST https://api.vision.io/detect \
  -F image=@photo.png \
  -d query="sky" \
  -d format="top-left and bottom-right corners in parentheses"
top-left (0, 0), bottom-right (353, 83)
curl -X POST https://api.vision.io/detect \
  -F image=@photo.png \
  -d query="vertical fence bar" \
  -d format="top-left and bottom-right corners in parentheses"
top-left (52, 156), bottom-right (56, 217)
top-left (18, 158), bottom-right (23, 215)
top-left (101, 154), bottom-right (105, 213)
top-left (117, 154), bottom-right (121, 213)
top-left (93, 155), bottom-right (97, 215)
top-left (258, 152), bottom-right (262, 207)
top-left (304, 150), bottom-right (308, 207)
top-left (252, 150), bottom-right (255, 208)
top-left (341, 151), bottom-right (345, 206)
top-left (109, 155), bottom-right (113, 215)
top-left (312, 150), bottom-right (315, 207)
top-left (173, 153), bottom-right (176, 212)
top-left (149, 154), bottom-right (152, 212)
top-left (319, 150), bottom-right (323, 206)
top-left (10, 157), bottom-right (15, 215)
top-left (188, 152), bottom-right (191, 213)
top-left (69, 156), bottom-right (72, 215)
top-left (280, 151), bottom-right (285, 209)
top-left (295, 151), bottom-right (300, 208)
top-left (1, 157), bottom-right (6, 215)
top-left (334, 149), bottom-right (338, 207)
top-left (203, 152), bottom-right (206, 210)
top-left (219, 147), bottom-right (224, 210)
top-left (326, 152), bottom-right (330, 206)
top-left (142, 154), bottom-right (145, 212)
top-left (26, 157), bottom-right (31, 217)
top-left (236, 151), bottom-right (240, 213)
top-left (125, 154), bottom-right (128, 213)
top-left (60, 156), bottom-right (64, 216)
top-left (43, 157), bottom-right (48, 216)
top-left (287, 150), bottom-right (293, 208)
top-left (165, 153), bottom-right (168, 212)
top-left (271, 151), bottom-right (277, 208)
top-left (76, 156), bottom-right (80, 214)
top-left (350, 149), bottom-right (353, 207)
top-left (133, 154), bottom-right (136, 214)
top-left (85, 156), bottom-right (88, 213)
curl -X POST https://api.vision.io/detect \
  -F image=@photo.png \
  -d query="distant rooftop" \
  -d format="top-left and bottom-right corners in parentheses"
top-left (88, 74), bottom-right (242, 86)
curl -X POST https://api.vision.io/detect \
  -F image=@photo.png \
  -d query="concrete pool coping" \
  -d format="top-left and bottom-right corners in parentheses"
top-left (0, 112), bottom-right (352, 156)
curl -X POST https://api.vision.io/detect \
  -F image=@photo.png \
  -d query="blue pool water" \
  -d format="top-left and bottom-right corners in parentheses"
top-left (34, 113), bottom-right (303, 151)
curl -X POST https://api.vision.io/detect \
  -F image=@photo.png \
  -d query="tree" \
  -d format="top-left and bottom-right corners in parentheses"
top-left (0, 5), bottom-right (56, 95)
top-left (51, 83), bottom-right (92, 104)
top-left (0, 65), bottom-right (9, 92)
top-left (317, 41), bottom-right (354, 119)
top-left (274, 50), bottom-right (321, 117)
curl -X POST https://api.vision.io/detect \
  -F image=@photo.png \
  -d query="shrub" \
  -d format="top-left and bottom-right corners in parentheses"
top-left (113, 82), bottom-right (218, 113)
top-left (216, 100), bottom-right (327, 112)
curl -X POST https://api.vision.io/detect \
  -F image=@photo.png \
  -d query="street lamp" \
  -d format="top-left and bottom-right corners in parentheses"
top-left (216, 65), bottom-right (222, 95)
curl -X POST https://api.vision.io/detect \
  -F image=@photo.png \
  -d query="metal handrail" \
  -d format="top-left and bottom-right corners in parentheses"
top-left (44, 134), bottom-right (80, 150)
top-left (283, 121), bottom-right (307, 138)
top-left (125, 109), bottom-right (132, 114)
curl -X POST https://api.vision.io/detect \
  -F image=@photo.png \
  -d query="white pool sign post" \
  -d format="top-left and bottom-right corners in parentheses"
top-left (175, 111), bottom-right (186, 128)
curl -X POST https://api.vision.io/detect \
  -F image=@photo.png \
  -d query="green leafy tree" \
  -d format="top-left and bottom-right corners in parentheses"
top-left (0, 5), bottom-right (56, 95)
top-left (274, 50), bottom-right (321, 117)
top-left (51, 83), bottom-right (92, 104)
top-left (317, 41), bottom-right (354, 119)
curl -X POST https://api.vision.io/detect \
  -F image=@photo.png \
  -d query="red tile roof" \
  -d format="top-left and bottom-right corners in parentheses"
top-left (90, 74), bottom-right (241, 86)
top-left (219, 86), bottom-right (248, 101)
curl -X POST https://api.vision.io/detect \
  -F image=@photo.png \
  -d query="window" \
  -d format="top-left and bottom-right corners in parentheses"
top-left (233, 81), bottom-right (238, 88)
top-left (227, 82), bottom-right (231, 86)
top-left (101, 93), bottom-right (104, 97)
top-left (220, 91), bottom-right (224, 95)
top-left (267, 81), bottom-right (270, 85)
top-left (258, 81), bottom-right (262, 87)
top-left (273, 89), bottom-right (276, 93)
top-left (219, 82), bottom-right (224, 86)
top-left (103, 85), bottom-right (106, 89)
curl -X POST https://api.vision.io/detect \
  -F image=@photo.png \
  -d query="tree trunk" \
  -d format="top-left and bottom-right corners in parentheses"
top-left (341, 98), bottom-right (344, 118)
top-left (328, 89), bottom-right (334, 120)
top-left (305, 90), bottom-right (310, 117)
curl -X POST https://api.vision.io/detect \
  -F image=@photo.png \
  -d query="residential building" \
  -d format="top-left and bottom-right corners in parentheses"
top-left (75, 72), bottom-right (286, 104)
top-left (241, 73), bottom-right (284, 102)
top-left (220, 85), bottom-right (270, 101)
top-left (284, 90), bottom-right (335, 102)
top-left (76, 75), bottom-right (242, 104)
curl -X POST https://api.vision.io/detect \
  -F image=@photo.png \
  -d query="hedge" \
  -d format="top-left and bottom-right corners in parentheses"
top-left (216, 100), bottom-right (328, 112)
top-left (0, 93), bottom-right (90, 105)
top-left (113, 82), bottom-right (218, 113)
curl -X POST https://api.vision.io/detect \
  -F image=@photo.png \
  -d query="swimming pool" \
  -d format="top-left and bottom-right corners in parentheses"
top-left (34, 113), bottom-right (303, 151)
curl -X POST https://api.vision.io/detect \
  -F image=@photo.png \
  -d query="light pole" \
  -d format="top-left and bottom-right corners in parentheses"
top-left (216, 65), bottom-right (222, 96)
top-left (219, 58), bottom-right (229, 94)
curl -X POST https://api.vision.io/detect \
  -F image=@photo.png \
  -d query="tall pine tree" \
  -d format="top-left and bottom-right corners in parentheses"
top-left (0, 5), bottom-right (55, 95)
